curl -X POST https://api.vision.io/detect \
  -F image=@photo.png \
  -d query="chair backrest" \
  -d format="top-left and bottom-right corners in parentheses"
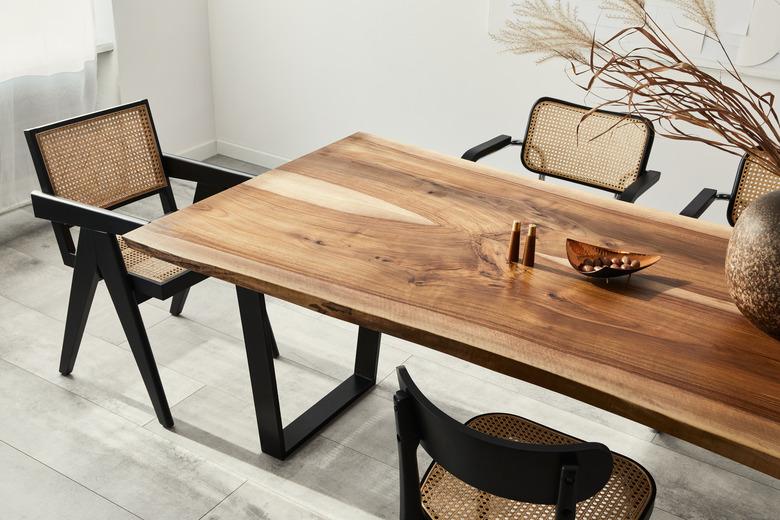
top-left (26, 100), bottom-right (168, 208)
top-left (394, 366), bottom-right (613, 506)
top-left (728, 152), bottom-right (780, 226)
top-left (521, 98), bottom-right (654, 193)
top-left (25, 100), bottom-right (174, 266)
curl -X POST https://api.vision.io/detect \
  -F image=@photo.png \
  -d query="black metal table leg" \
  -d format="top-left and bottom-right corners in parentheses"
top-left (237, 286), bottom-right (285, 457)
top-left (236, 286), bottom-right (381, 459)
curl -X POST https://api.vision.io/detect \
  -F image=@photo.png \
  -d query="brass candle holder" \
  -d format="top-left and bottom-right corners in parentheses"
top-left (521, 224), bottom-right (537, 267)
top-left (507, 220), bottom-right (522, 263)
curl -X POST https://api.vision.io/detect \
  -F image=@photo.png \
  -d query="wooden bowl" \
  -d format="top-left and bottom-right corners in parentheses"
top-left (566, 238), bottom-right (661, 279)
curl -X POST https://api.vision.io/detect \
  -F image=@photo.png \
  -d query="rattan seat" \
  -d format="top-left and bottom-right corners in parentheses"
top-left (420, 414), bottom-right (653, 520)
top-left (117, 236), bottom-right (187, 283)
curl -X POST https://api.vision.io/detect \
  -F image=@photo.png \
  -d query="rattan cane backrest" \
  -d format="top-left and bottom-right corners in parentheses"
top-left (729, 153), bottom-right (780, 225)
top-left (32, 102), bottom-right (168, 209)
top-left (522, 98), bottom-right (653, 193)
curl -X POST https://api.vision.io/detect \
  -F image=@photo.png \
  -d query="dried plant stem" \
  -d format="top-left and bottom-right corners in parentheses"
top-left (493, 0), bottom-right (780, 177)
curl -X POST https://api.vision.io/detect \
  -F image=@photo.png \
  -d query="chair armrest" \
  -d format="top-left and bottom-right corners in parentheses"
top-left (31, 191), bottom-right (147, 235)
top-left (617, 170), bottom-right (661, 203)
top-left (461, 135), bottom-right (513, 162)
top-left (162, 153), bottom-right (254, 202)
top-left (679, 188), bottom-right (724, 218)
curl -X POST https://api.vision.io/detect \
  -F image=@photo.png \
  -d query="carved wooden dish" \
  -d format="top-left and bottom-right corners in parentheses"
top-left (566, 238), bottom-right (661, 279)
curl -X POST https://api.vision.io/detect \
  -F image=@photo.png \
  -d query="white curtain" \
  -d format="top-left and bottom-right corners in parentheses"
top-left (0, 0), bottom-right (97, 213)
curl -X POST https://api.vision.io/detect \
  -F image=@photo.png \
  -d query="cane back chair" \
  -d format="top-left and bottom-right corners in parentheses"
top-left (680, 152), bottom-right (780, 225)
top-left (394, 366), bottom-right (656, 520)
top-left (25, 100), bottom-right (278, 427)
top-left (462, 97), bottom-right (661, 203)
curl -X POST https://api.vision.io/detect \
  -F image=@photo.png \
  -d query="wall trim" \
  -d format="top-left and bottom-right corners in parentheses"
top-left (177, 140), bottom-right (218, 161)
top-left (216, 140), bottom-right (291, 169)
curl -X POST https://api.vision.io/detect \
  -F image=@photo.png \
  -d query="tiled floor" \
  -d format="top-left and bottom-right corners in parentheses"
top-left (0, 156), bottom-right (778, 519)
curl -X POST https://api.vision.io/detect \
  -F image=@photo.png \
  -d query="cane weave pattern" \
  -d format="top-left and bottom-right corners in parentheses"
top-left (420, 413), bottom-right (653, 520)
top-left (732, 153), bottom-right (780, 223)
top-left (523, 100), bottom-right (650, 192)
top-left (117, 237), bottom-right (186, 283)
top-left (34, 104), bottom-right (168, 209)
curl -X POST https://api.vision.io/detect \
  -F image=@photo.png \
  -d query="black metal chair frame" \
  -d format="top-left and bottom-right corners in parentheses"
top-left (25, 100), bottom-right (277, 428)
top-left (393, 366), bottom-right (656, 520)
top-left (680, 153), bottom-right (750, 226)
top-left (461, 97), bottom-right (661, 203)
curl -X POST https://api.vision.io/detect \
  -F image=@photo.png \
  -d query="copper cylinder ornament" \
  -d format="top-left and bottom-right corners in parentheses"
top-left (521, 224), bottom-right (537, 267)
top-left (507, 220), bottom-right (522, 263)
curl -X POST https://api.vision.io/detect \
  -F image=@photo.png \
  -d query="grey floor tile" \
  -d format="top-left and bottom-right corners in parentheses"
top-left (206, 154), bottom-right (270, 176)
top-left (0, 206), bottom-right (40, 245)
top-left (1, 217), bottom-right (64, 265)
top-left (149, 277), bottom-right (245, 339)
top-left (0, 441), bottom-right (140, 520)
top-left (0, 359), bottom-right (243, 520)
top-left (145, 280), bottom-right (411, 385)
top-left (0, 295), bottom-right (203, 425)
top-left (202, 481), bottom-right (325, 520)
top-left (0, 245), bottom-right (170, 345)
top-left (651, 510), bottom-right (685, 520)
top-left (268, 305), bottom-right (412, 384)
top-left (320, 392), bottom-right (397, 468)
top-left (383, 334), bottom-right (656, 441)
top-left (652, 432), bottom-right (780, 490)
top-left (131, 314), bottom-right (345, 420)
top-left (147, 385), bottom-right (397, 519)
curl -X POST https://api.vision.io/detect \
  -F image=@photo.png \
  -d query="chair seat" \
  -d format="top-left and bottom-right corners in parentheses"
top-left (117, 236), bottom-right (187, 283)
top-left (420, 413), bottom-right (654, 520)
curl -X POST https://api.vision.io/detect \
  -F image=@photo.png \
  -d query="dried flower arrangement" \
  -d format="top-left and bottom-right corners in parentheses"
top-left (493, 0), bottom-right (780, 176)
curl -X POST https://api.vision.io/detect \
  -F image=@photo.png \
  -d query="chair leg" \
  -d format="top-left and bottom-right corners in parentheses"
top-left (169, 288), bottom-right (189, 316)
top-left (59, 232), bottom-right (100, 376)
top-left (92, 231), bottom-right (174, 428)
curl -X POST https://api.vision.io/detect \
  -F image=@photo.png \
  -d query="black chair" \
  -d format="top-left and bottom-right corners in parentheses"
top-left (462, 97), bottom-right (661, 203)
top-left (393, 366), bottom-right (656, 520)
top-left (25, 100), bottom-right (278, 428)
top-left (681, 152), bottom-right (780, 225)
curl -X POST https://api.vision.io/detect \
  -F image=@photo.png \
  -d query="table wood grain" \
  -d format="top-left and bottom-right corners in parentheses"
top-left (124, 132), bottom-right (780, 477)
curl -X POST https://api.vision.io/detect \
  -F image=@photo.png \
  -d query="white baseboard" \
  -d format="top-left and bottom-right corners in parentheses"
top-left (177, 140), bottom-right (218, 161)
top-left (216, 140), bottom-right (291, 169)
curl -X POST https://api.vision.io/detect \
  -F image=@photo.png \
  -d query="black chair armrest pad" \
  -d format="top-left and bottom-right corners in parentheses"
top-left (31, 191), bottom-right (147, 235)
top-left (462, 135), bottom-right (512, 162)
top-left (680, 188), bottom-right (720, 218)
top-left (618, 170), bottom-right (661, 203)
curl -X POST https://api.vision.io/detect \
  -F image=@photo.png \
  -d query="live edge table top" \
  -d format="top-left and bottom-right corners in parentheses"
top-left (124, 132), bottom-right (780, 477)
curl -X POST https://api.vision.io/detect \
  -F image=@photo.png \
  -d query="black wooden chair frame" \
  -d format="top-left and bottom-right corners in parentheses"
top-left (461, 97), bottom-right (661, 203)
top-left (25, 100), bottom-right (278, 428)
top-left (393, 366), bottom-right (656, 520)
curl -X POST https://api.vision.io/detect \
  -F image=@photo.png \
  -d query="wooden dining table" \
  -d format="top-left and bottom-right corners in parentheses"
top-left (123, 132), bottom-right (780, 476)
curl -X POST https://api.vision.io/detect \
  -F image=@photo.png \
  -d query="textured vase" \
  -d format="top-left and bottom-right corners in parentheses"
top-left (725, 189), bottom-right (780, 340)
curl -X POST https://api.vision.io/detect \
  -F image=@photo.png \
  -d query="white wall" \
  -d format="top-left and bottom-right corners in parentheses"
top-left (207, 0), bottom-right (779, 225)
top-left (112, 0), bottom-right (216, 158)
